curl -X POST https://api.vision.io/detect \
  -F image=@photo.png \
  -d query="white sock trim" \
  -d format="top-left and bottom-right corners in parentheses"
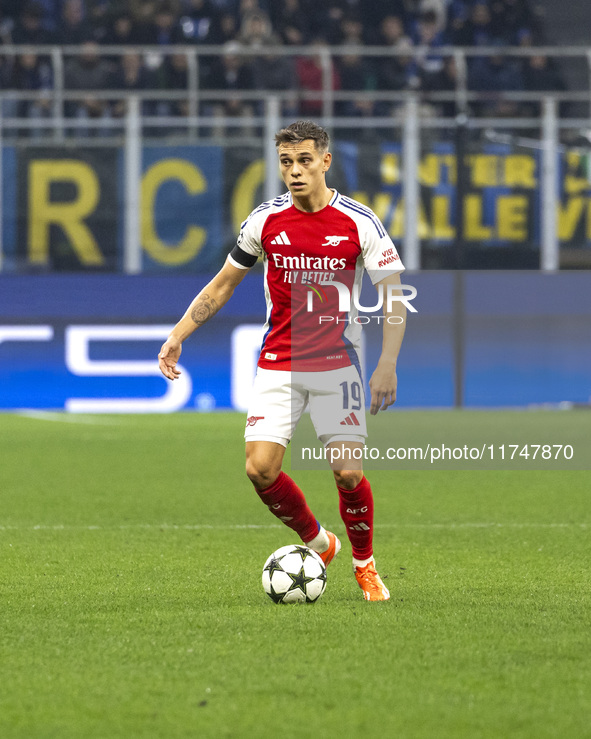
top-left (352, 556), bottom-right (374, 568)
top-left (305, 526), bottom-right (330, 554)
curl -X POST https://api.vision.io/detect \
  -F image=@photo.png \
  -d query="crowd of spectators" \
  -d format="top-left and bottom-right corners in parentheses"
top-left (0, 0), bottom-right (567, 137)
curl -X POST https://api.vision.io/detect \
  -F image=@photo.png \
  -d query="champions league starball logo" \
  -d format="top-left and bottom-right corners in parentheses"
top-left (306, 281), bottom-right (417, 324)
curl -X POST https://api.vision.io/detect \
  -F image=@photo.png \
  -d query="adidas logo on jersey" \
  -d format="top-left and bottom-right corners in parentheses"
top-left (270, 231), bottom-right (291, 245)
top-left (340, 412), bottom-right (361, 426)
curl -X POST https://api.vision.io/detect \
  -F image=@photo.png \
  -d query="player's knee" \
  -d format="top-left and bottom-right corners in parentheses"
top-left (333, 469), bottom-right (363, 490)
top-left (245, 457), bottom-right (280, 490)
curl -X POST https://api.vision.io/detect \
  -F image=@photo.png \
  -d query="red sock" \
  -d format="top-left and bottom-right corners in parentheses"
top-left (338, 476), bottom-right (374, 560)
top-left (256, 471), bottom-right (319, 543)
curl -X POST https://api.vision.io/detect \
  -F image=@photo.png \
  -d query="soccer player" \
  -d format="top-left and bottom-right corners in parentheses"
top-left (158, 120), bottom-right (406, 601)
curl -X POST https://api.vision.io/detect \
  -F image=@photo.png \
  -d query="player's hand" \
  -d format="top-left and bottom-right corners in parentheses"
top-left (158, 338), bottom-right (182, 380)
top-left (369, 362), bottom-right (397, 415)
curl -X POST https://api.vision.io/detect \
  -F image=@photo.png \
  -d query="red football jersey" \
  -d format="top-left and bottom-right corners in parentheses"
top-left (228, 190), bottom-right (404, 371)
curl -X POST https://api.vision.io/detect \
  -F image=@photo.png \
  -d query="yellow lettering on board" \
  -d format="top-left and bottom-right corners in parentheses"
top-left (564, 152), bottom-right (591, 195)
top-left (390, 199), bottom-right (403, 240)
top-left (468, 155), bottom-right (498, 187)
top-left (141, 159), bottom-right (206, 265)
top-left (497, 195), bottom-right (528, 240)
top-left (557, 197), bottom-right (585, 240)
top-left (418, 154), bottom-right (441, 187)
top-left (431, 195), bottom-right (455, 239)
top-left (380, 153), bottom-right (399, 185)
top-left (504, 155), bottom-right (536, 188)
top-left (464, 194), bottom-right (492, 240)
top-left (417, 200), bottom-right (430, 238)
top-left (353, 193), bottom-right (430, 239)
top-left (28, 160), bottom-right (103, 266)
top-left (231, 159), bottom-right (265, 235)
top-left (442, 155), bottom-right (456, 184)
top-left (351, 191), bottom-right (370, 208)
top-left (371, 197), bottom-right (430, 239)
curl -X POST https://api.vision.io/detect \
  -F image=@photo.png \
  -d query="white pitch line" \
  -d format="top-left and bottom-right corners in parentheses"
top-left (12, 411), bottom-right (119, 425)
top-left (0, 522), bottom-right (587, 532)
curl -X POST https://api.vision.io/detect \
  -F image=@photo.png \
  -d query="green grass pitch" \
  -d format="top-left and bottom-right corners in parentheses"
top-left (1, 411), bottom-right (590, 739)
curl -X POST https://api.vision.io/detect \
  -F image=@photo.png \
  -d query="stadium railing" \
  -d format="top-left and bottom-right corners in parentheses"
top-left (1, 44), bottom-right (591, 273)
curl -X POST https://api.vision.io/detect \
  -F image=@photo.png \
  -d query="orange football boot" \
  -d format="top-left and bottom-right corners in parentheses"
top-left (317, 531), bottom-right (341, 567)
top-left (354, 560), bottom-right (390, 601)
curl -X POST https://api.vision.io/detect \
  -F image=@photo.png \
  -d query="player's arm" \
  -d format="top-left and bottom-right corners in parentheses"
top-left (158, 257), bottom-right (249, 380)
top-left (369, 271), bottom-right (406, 415)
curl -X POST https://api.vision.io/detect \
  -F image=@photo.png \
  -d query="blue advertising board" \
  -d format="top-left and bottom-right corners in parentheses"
top-left (1, 272), bottom-right (590, 412)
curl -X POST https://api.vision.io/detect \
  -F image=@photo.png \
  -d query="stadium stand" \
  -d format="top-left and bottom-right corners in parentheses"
top-left (0, 0), bottom-right (559, 134)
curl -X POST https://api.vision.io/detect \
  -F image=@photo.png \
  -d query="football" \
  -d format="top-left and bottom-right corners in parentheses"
top-left (262, 545), bottom-right (327, 604)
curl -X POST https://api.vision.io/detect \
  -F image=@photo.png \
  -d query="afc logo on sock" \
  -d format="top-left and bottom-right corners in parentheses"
top-left (346, 506), bottom-right (368, 515)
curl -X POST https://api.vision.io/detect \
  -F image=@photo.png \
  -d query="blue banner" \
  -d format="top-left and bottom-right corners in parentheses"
top-left (3, 141), bottom-right (591, 276)
top-left (137, 145), bottom-right (224, 272)
top-left (1, 273), bottom-right (590, 411)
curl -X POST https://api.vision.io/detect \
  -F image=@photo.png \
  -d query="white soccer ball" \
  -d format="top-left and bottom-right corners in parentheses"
top-left (262, 545), bottom-right (327, 604)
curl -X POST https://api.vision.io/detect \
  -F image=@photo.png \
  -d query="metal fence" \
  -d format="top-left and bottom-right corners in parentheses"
top-left (2, 43), bottom-right (590, 135)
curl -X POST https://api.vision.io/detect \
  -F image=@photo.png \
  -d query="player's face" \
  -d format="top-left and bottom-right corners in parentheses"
top-left (277, 141), bottom-right (332, 201)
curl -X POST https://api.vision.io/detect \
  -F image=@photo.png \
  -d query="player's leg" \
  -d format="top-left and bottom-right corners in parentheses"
top-left (308, 366), bottom-right (390, 601)
top-left (308, 369), bottom-right (374, 565)
top-left (244, 370), bottom-right (336, 560)
top-left (244, 439), bottom-right (285, 490)
top-left (245, 440), bottom-right (335, 555)
top-left (245, 440), bottom-right (318, 543)
top-left (327, 442), bottom-right (371, 560)
top-left (327, 441), bottom-right (390, 601)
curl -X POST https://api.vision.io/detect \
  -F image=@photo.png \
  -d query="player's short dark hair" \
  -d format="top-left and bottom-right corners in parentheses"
top-left (275, 121), bottom-right (330, 153)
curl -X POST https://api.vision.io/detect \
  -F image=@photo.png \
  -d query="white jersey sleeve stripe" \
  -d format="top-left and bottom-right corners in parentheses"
top-left (339, 198), bottom-right (386, 238)
top-left (340, 194), bottom-right (378, 217)
top-left (331, 191), bottom-right (404, 284)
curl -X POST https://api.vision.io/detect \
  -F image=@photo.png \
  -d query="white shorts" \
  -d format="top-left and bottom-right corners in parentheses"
top-left (245, 366), bottom-right (367, 448)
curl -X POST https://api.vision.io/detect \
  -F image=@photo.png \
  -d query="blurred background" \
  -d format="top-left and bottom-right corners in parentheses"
top-left (0, 0), bottom-right (589, 412)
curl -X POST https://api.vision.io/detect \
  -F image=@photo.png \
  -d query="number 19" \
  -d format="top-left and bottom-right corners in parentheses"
top-left (340, 380), bottom-right (362, 410)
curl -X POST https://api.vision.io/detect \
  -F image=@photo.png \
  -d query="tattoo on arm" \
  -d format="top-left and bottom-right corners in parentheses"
top-left (190, 293), bottom-right (219, 327)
